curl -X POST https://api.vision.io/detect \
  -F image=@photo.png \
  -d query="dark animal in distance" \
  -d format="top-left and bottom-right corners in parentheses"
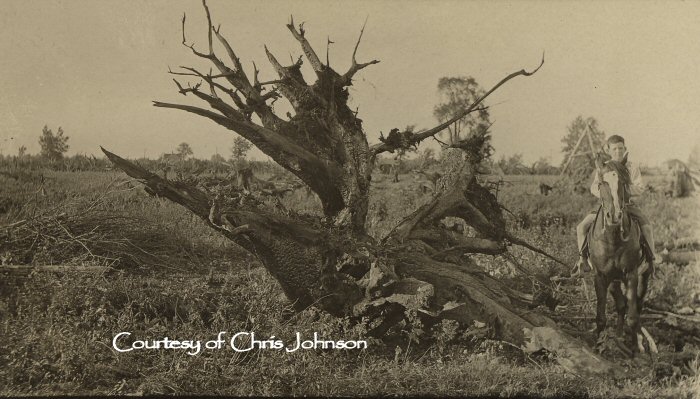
top-left (539, 182), bottom-right (553, 196)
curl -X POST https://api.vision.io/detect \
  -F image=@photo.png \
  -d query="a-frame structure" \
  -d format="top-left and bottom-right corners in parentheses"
top-left (560, 122), bottom-right (602, 176)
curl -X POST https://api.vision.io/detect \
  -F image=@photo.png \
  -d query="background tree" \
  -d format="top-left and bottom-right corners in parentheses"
top-left (230, 136), bottom-right (253, 162)
top-left (17, 145), bottom-right (27, 158)
top-left (560, 116), bottom-right (605, 191)
top-left (38, 125), bottom-right (69, 161)
top-left (496, 153), bottom-right (529, 175)
top-left (389, 125), bottom-right (418, 182)
top-left (433, 76), bottom-right (492, 148)
top-left (100, 3), bottom-right (618, 375)
top-left (530, 157), bottom-right (558, 175)
top-left (176, 142), bottom-right (194, 159)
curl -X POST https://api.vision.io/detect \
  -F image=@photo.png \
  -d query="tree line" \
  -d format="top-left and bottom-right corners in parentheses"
top-left (6, 99), bottom-right (698, 177)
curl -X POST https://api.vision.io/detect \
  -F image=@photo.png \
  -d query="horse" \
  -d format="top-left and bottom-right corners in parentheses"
top-left (586, 155), bottom-right (653, 354)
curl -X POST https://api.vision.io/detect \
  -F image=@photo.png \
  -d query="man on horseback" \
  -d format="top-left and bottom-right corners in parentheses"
top-left (572, 135), bottom-right (656, 276)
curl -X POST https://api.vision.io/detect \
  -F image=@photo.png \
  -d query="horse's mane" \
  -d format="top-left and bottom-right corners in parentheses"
top-left (603, 160), bottom-right (632, 187)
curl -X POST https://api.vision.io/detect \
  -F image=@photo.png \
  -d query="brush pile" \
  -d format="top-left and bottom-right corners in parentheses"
top-left (1, 193), bottom-right (212, 271)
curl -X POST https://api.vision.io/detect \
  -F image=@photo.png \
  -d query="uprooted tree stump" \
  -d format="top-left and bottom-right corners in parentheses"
top-left (102, 1), bottom-right (625, 378)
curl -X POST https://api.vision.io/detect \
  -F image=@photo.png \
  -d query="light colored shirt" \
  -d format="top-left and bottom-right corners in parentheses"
top-left (590, 160), bottom-right (644, 199)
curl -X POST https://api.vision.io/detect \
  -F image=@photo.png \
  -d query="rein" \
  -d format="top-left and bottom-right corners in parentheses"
top-left (619, 203), bottom-right (631, 242)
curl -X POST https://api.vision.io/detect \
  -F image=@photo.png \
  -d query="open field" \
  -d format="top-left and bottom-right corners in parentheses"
top-left (1, 169), bottom-right (698, 397)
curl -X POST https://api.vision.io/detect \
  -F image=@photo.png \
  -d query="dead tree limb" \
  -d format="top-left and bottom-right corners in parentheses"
top-left (372, 53), bottom-right (544, 155)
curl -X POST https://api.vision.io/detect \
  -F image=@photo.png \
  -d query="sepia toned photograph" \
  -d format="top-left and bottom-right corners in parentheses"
top-left (1, 0), bottom-right (699, 397)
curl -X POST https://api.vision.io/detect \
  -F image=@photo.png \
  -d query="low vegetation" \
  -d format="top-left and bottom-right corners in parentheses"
top-left (0, 165), bottom-right (698, 397)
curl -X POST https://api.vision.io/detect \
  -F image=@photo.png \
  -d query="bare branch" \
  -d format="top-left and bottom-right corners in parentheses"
top-left (339, 16), bottom-right (379, 86)
top-left (260, 90), bottom-right (281, 102)
top-left (168, 67), bottom-right (235, 80)
top-left (432, 136), bottom-right (450, 148)
top-left (169, 67), bottom-right (251, 116)
top-left (326, 36), bottom-right (333, 67)
top-left (341, 60), bottom-right (379, 87)
top-left (265, 45), bottom-right (286, 77)
top-left (181, 13), bottom-right (186, 44)
top-left (178, 3), bottom-right (286, 121)
top-left (258, 79), bottom-right (285, 86)
top-left (181, 10), bottom-right (214, 60)
top-left (207, 67), bottom-right (217, 96)
top-left (171, 81), bottom-right (246, 121)
top-left (153, 101), bottom-right (337, 173)
top-left (227, 89), bottom-right (251, 114)
top-left (351, 15), bottom-right (369, 64)
top-left (505, 232), bottom-right (569, 267)
top-left (153, 101), bottom-right (244, 128)
top-left (212, 26), bottom-right (245, 75)
top-left (372, 53), bottom-right (544, 155)
top-left (203, 0), bottom-right (214, 54)
top-left (264, 45), bottom-right (309, 110)
top-left (209, 21), bottom-right (266, 106)
top-left (252, 61), bottom-right (260, 88)
top-left (286, 15), bottom-right (325, 74)
top-left (178, 3), bottom-right (281, 120)
top-left (172, 78), bottom-right (187, 94)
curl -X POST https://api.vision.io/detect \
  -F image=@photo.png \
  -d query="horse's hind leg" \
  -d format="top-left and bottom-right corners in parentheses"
top-left (594, 273), bottom-right (609, 336)
top-left (611, 281), bottom-right (627, 336)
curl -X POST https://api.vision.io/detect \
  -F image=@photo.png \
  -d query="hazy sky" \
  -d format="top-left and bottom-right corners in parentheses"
top-left (1, 0), bottom-right (699, 166)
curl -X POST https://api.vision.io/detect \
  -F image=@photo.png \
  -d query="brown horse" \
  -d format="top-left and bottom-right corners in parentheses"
top-left (587, 155), bottom-right (653, 354)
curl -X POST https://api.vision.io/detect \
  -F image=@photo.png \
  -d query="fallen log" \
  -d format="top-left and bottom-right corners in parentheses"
top-left (657, 237), bottom-right (700, 251)
top-left (660, 251), bottom-right (699, 265)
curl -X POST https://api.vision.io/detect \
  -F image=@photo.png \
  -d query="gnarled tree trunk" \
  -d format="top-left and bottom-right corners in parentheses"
top-left (102, 1), bottom-right (623, 378)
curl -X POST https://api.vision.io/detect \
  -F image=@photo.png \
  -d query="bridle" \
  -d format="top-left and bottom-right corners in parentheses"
top-left (597, 167), bottom-right (632, 241)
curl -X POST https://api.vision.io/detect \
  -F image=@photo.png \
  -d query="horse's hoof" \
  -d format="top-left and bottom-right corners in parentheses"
top-left (616, 340), bottom-right (635, 358)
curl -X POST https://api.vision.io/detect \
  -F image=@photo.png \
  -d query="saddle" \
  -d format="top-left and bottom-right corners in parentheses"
top-left (581, 206), bottom-right (654, 265)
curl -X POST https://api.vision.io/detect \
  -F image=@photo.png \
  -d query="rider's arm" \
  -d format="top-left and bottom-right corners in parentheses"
top-left (590, 171), bottom-right (601, 198)
top-left (629, 163), bottom-right (644, 196)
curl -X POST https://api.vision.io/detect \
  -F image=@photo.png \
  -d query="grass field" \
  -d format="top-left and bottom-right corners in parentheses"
top-left (1, 168), bottom-right (698, 397)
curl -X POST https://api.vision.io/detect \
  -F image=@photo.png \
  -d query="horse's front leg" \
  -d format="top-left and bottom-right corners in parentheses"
top-left (594, 273), bottom-right (609, 337)
top-left (637, 268), bottom-right (651, 315)
top-left (625, 270), bottom-right (641, 352)
top-left (610, 281), bottom-right (627, 336)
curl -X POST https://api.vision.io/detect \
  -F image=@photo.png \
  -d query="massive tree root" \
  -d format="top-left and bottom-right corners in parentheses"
top-left (102, 1), bottom-right (625, 377)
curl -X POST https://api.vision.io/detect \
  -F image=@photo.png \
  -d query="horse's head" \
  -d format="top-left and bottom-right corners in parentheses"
top-left (597, 155), bottom-right (631, 226)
